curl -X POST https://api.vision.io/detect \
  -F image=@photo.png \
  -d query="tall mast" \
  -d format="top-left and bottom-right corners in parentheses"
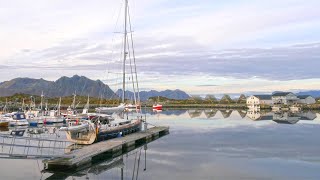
top-left (40, 91), bottom-right (44, 111)
top-left (122, 0), bottom-right (128, 103)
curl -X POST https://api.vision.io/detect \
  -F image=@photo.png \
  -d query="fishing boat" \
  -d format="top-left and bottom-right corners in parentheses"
top-left (60, 0), bottom-right (143, 145)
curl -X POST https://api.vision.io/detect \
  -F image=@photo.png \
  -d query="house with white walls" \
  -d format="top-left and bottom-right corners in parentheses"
top-left (272, 92), bottom-right (299, 105)
top-left (246, 95), bottom-right (272, 109)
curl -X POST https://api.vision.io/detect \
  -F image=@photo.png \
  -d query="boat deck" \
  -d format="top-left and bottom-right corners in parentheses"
top-left (44, 126), bottom-right (169, 169)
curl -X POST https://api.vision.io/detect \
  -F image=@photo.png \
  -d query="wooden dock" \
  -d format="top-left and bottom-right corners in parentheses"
top-left (44, 126), bottom-right (169, 169)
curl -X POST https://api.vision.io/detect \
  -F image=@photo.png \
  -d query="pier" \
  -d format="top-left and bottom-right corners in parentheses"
top-left (44, 126), bottom-right (169, 170)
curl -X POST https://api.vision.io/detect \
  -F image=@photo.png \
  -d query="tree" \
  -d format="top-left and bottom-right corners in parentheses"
top-left (205, 95), bottom-right (218, 103)
top-left (220, 94), bottom-right (233, 104)
top-left (237, 94), bottom-right (247, 104)
top-left (189, 95), bottom-right (203, 104)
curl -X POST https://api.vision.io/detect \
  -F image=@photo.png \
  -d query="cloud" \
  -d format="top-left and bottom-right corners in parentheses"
top-left (1, 0), bottom-right (320, 94)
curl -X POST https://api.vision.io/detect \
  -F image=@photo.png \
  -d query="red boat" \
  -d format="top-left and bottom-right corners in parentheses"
top-left (152, 104), bottom-right (163, 110)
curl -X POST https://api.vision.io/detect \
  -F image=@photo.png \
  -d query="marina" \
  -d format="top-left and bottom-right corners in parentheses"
top-left (0, 0), bottom-right (320, 179)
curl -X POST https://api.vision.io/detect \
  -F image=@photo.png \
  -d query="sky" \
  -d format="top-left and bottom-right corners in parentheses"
top-left (1, 0), bottom-right (320, 96)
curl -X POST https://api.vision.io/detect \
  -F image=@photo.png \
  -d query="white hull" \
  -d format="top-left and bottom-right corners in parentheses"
top-left (28, 116), bottom-right (64, 124)
top-left (9, 120), bottom-right (29, 126)
top-left (95, 105), bottom-right (126, 114)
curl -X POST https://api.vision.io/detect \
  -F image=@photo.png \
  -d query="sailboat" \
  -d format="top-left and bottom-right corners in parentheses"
top-left (61, 0), bottom-right (143, 145)
top-left (26, 92), bottom-right (64, 125)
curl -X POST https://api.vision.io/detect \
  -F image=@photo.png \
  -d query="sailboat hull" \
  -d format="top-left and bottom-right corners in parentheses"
top-left (64, 120), bottom-right (142, 145)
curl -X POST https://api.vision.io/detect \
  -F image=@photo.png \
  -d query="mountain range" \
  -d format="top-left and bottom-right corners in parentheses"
top-left (296, 90), bottom-right (320, 98)
top-left (116, 89), bottom-right (190, 101)
top-left (0, 75), bottom-right (190, 100)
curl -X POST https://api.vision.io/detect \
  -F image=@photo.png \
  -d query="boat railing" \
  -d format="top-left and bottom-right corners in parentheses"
top-left (0, 132), bottom-right (75, 159)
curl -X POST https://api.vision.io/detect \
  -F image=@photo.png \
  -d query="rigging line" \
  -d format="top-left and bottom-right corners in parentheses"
top-left (101, 2), bottom-right (123, 104)
top-left (128, 4), bottom-right (141, 105)
top-left (126, 31), bottom-right (137, 105)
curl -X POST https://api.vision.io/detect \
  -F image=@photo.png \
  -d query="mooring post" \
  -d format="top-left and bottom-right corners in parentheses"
top-left (144, 114), bottom-right (147, 132)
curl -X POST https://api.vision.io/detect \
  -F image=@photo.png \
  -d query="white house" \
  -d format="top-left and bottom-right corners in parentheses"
top-left (272, 92), bottom-right (298, 105)
top-left (247, 95), bottom-right (273, 109)
top-left (297, 95), bottom-right (316, 104)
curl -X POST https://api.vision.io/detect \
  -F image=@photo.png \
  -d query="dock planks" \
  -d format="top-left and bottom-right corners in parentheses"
top-left (45, 126), bottom-right (169, 169)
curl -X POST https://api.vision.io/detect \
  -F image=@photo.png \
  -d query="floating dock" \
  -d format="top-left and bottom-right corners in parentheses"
top-left (44, 126), bottom-right (169, 170)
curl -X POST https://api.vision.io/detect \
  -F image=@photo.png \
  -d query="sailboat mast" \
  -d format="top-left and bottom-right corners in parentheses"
top-left (122, 0), bottom-right (128, 103)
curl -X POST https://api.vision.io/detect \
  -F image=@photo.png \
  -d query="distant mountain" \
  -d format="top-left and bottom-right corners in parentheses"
top-left (296, 90), bottom-right (320, 98)
top-left (0, 75), bottom-right (115, 98)
top-left (116, 89), bottom-right (190, 101)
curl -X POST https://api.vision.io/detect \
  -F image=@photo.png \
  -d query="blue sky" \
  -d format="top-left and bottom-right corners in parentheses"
top-left (1, 0), bottom-right (320, 95)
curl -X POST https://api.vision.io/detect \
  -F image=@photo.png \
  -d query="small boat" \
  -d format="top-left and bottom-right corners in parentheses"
top-left (152, 104), bottom-right (163, 110)
top-left (8, 112), bottom-right (29, 126)
top-left (152, 96), bottom-right (162, 110)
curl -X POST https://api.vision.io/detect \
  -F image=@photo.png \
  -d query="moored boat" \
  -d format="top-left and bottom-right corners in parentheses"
top-left (152, 104), bottom-right (163, 110)
top-left (60, 115), bottom-right (142, 145)
top-left (8, 112), bottom-right (29, 126)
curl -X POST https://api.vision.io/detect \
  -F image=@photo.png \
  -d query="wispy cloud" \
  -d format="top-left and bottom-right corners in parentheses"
top-left (1, 0), bottom-right (320, 94)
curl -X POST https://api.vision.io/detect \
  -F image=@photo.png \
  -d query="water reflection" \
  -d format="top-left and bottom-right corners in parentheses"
top-left (247, 110), bottom-right (318, 124)
top-left (43, 144), bottom-right (150, 180)
top-left (187, 109), bottom-right (202, 118)
top-left (143, 108), bottom-right (320, 126)
top-left (203, 109), bottom-right (218, 118)
top-left (220, 110), bottom-right (233, 119)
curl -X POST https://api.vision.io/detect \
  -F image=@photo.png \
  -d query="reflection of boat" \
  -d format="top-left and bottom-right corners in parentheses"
top-left (44, 136), bottom-right (150, 180)
top-left (273, 119), bottom-right (299, 124)
top-left (27, 127), bottom-right (45, 134)
top-left (220, 110), bottom-right (233, 119)
top-left (0, 126), bottom-right (9, 131)
top-left (203, 109), bottom-right (218, 118)
top-left (153, 109), bottom-right (162, 113)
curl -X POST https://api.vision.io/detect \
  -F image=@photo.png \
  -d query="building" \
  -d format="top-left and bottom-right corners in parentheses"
top-left (246, 95), bottom-right (273, 109)
top-left (272, 92), bottom-right (298, 105)
top-left (297, 95), bottom-right (316, 104)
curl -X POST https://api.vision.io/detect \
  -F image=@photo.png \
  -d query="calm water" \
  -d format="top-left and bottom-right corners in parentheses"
top-left (1, 109), bottom-right (320, 180)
